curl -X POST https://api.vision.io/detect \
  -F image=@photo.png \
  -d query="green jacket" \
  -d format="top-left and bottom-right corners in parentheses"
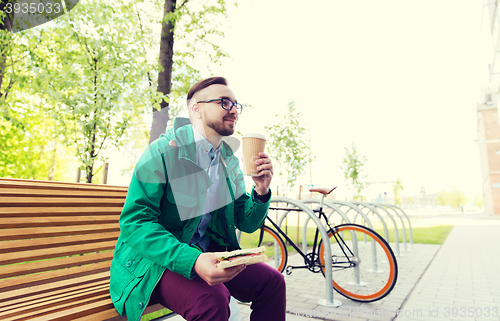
top-left (109, 117), bottom-right (270, 321)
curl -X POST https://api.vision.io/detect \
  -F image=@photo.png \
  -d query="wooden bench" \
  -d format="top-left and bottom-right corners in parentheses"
top-left (0, 178), bottom-right (167, 321)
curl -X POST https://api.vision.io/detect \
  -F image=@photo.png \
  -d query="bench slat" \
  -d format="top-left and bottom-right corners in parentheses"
top-left (0, 207), bottom-right (123, 216)
top-left (2, 292), bottom-right (111, 321)
top-left (0, 240), bottom-right (116, 266)
top-left (30, 297), bottom-right (117, 321)
top-left (0, 251), bottom-right (113, 279)
top-left (0, 197), bottom-right (125, 206)
top-left (0, 178), bottom-right (166, 320)
top-left (0, 232), bottom-right (120, 254)
top-left (0, 271), bottom-right (110, 304)
top-left (0, 215), bottom-right (119, 228)
top-left (0, 283), bottom-right (109, 316)
top-left (0, 188), bottom-right (127, 198)
top-left (0, 223), bottom-right (119, 241)
top-left (0, 261), bottom-right (111, 293)
top-left (0, 178), bottom-right (128, 192)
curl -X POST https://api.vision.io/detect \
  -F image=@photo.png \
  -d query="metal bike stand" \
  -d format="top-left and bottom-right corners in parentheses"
top-left (331, 200), bottom-right (388, 276)
top-left (298, 199), bottom-right (368, 287)
top-left (328, 200), bottom-right (375, 229)
top-left (271, 196), bottom-right (342, 308)
top-left (386, 204), bottom-right (415, 248)
top-left (299, 198), bottom-right (351, 255)
top-left (346, 201), bottom-right (390, 242)
top-left (354, 202), bottom-right (401, 257)
top-left (366, 203), bottom-right (403, 257)
top-left (378, 204), bottom-right (408, 252)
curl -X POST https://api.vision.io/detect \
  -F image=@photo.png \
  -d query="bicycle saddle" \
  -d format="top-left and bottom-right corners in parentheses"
top-left (308, 186), bottom-right (337, 195)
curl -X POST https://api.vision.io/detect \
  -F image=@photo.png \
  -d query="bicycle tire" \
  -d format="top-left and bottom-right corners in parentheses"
top-left (257, 226), bottom-right (288, 273)
top-left (318, 223), bottom-right (398, 302)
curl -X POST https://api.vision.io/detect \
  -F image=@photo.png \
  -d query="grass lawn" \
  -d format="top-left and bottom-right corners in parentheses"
top-left (141, 308), bottom-right (173, 321)
top-left (374, 225), bottom-right (453, 245)
top-left (239, 224), bottom-right (454, 255)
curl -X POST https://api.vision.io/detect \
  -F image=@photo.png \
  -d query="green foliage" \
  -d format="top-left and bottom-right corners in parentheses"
top-left (265, 102), bottom-right (310, 194)
top-left (0, 99), bottom-right (77, 181)
top-left (341, 142), bottom-right (368, 201)
top-left (26, 0), bottom-right (165, 183)
top-left (436, 187), bottom-right (468, 208)
top-left (0, 0), bottom-right (235, 182)
top-left (0, 12), bottom-right (79, 182)
top-left (393, 177), bottom-right (403, 205)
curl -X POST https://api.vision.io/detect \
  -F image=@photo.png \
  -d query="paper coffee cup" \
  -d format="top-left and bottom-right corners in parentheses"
top-left (242, 133), bottom-right (266, 176)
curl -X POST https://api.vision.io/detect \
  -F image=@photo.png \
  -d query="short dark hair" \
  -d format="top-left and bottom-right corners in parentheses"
top-left (187, 76), bottom-right (228, 101)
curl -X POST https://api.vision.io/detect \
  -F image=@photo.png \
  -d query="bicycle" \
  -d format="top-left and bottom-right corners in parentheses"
top-left (239, 187), bottom-right (398, 302)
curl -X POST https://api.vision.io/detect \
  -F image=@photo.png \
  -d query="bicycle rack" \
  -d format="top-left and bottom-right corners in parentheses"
top-left (339, 201), bottom-right (390, 242)
top-left (270, 196), bottom-right (342, 307)
top-left (299, 198), bottom-right (373, 286)
top-left (328, 200), bottom-right (375, 230)
top-left (384, 204), bottom-right (415, 248)
top-left (375, 204), bottom-right (408, 252)
top-left (351, 202), bottom-right (401, 257)
top-left (299, 199), bottom-right (351, 254)
top-left (366, 203), bottom-right (404, 257)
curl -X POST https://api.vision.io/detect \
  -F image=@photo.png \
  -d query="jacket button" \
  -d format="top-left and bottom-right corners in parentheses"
top-left (126, 261), bottom-right (132, 267)
top-left (188, 228), bottom-right (193, 232)
top-left (139, 302), bottom-right (143, 308)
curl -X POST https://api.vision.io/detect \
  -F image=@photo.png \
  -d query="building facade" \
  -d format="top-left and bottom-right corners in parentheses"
top-left (478, 1), bottom-right (500, 215)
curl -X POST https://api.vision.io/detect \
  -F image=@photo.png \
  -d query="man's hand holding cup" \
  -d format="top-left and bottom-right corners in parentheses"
top-left (241, 134), bottom-right (273, 196)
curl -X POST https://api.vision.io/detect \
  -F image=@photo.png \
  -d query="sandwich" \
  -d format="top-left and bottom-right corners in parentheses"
top-left (215, 246), bottom-right (268, 270)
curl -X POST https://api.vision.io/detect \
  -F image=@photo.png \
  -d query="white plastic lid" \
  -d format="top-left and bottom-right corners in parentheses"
top-left (242, 133), bottom-right (266, 140)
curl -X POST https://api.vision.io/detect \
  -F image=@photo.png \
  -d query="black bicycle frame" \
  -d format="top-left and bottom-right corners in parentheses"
top-left (264, 206), bottom-right (347, 272)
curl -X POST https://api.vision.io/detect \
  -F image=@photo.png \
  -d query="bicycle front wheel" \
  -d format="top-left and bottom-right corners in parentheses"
top-left (318, 223), bottom-right (398, 302)
top-left (239, 225), bottom-right (288, 273)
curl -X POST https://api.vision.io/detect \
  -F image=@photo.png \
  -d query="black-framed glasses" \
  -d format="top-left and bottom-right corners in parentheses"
top-left (197, 98), bottom-right (243, 114)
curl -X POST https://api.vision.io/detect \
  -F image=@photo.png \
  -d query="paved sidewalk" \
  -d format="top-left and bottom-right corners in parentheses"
top-left (237, 243), bottom-right (440, 321)
top-left (161, 213), bottom-right (500, 321)
top-left (395, 222), bottom-right (500, 321)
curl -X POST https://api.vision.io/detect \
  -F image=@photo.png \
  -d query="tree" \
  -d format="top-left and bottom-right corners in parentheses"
top-left (437, 187), bottom-right (467, 209)
top-left (265, 101), bottom-right (310, 195)
top-left (0, 5), bottom-right (17, 101)
top-left (30, 0), bottom-right (160, 183)
top-left (0, 14), bottom-right (78, 181)
top-left (149, 0), bottom-right (233, 142)
top-left (0, 96), bottom-right (78, 181)
top-left (393, 177), bottom-right (403, 205)
top-left (341, 142), bottom-right (368, 201)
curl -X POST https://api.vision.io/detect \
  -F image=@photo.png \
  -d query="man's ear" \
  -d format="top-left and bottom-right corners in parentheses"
top-left (191, 103), bottom-right (202, 119)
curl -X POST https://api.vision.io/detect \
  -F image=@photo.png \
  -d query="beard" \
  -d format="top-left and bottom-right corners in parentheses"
top-left (205, 117), bottom-right (235, 136)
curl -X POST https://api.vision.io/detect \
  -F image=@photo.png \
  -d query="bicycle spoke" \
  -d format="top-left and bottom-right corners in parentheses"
top-left (319, 224), bottom-right (398, 302)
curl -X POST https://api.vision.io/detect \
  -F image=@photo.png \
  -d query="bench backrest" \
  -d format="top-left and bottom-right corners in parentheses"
top-left (0, 178), bottom-right (128, 320)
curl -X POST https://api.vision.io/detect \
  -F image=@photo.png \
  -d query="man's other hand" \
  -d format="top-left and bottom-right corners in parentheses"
top-left (194, 252), bottom-right (246, 286)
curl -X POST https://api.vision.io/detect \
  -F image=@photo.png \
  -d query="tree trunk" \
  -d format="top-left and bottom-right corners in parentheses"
top-left (149, 0), bottom-right (176, 143)
top-left (0, 3), bottom-right (14, 99)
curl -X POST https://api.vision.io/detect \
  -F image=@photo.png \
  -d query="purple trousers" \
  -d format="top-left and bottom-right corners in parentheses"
top-left (151, 244), bottom-right (286, 321)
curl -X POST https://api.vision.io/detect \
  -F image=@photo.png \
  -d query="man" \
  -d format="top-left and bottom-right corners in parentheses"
top-left (109, 77), bottom-right (286, 321)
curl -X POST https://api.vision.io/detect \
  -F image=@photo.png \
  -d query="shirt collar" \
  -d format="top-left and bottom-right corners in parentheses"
top-left (192, 126), bottom-right (222, 156)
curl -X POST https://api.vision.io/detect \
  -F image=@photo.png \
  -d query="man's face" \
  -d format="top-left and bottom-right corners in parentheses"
top-left (194, 84), bottom-right (239, 137)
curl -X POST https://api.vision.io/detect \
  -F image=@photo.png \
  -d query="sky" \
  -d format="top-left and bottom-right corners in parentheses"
top-left (206, 0), bottom-right (493, 200)
top-left (108, 0), bottom-right (493, 202)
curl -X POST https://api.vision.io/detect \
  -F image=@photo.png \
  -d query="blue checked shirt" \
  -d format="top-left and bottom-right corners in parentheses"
top-left (189, 126), bottom-right (222, 252)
